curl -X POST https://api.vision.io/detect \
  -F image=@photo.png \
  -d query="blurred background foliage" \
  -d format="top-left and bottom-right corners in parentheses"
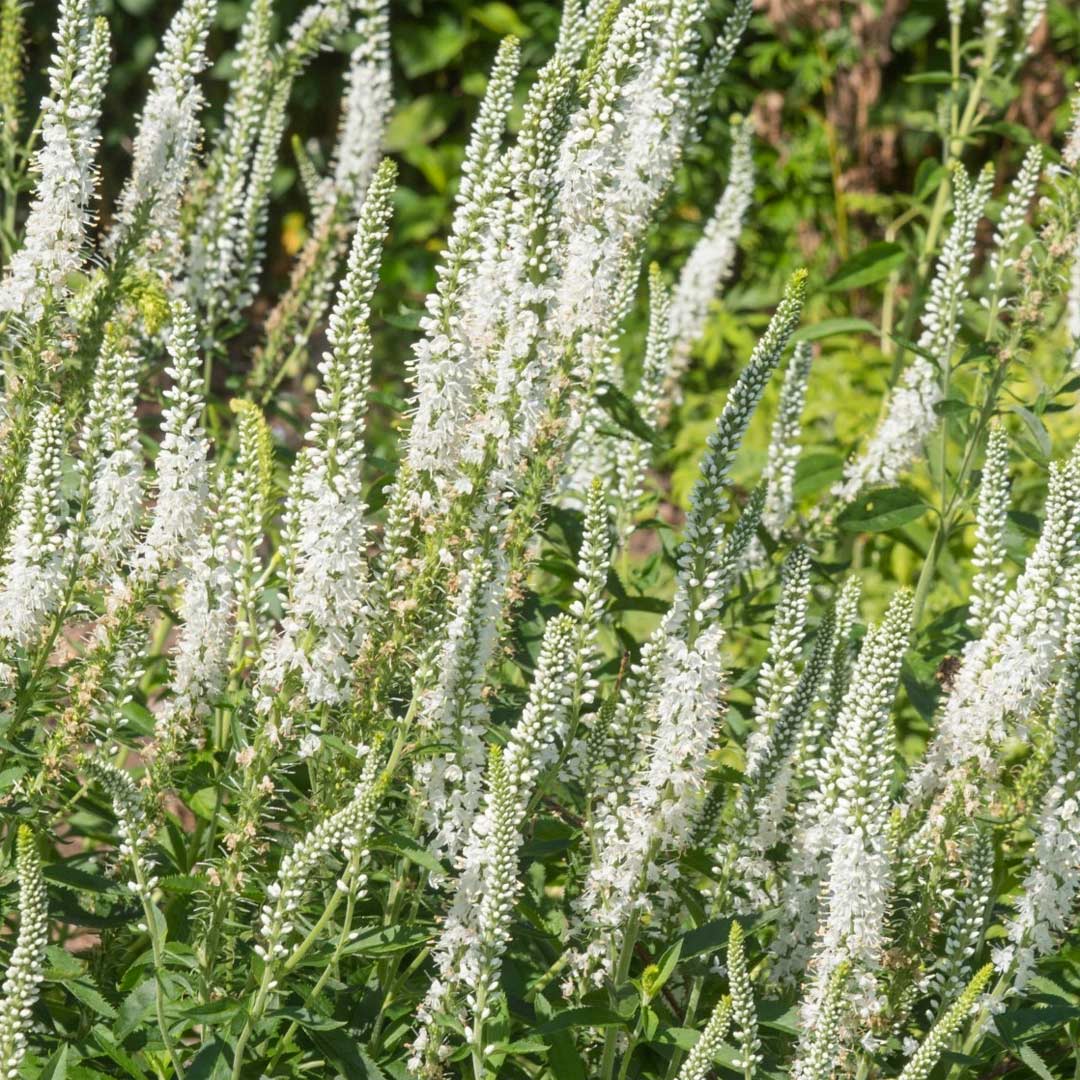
top-left (16, 0), bottom-right (1080, 627)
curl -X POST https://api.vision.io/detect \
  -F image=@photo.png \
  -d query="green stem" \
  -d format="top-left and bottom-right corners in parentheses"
top-left (133, 863), bottom-right (186, 1080)
top-left (600, 909), bottom-right (641, 1080)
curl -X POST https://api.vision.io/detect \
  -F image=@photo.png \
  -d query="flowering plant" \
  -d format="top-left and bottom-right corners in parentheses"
top-left (2, 1), bottom-right (1080, 1079)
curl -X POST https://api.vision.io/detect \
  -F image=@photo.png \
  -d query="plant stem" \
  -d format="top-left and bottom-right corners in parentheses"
top-left (134, 861), bottom-right (186, 1080)
top-left (600, 909), bottom-right (641, 1080)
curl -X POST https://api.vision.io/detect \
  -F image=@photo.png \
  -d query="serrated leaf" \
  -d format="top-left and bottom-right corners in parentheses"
top-left (67, 979), bottom-right (118, 1019)
top-left (115, 978), bottom-right (157, 1041)
top-left (1018, 1044), bottom-right (1056, 1080)
top-left (44, 863), bottom-right (120, 894)
top-left (45, 945), bottom-right (85, 980)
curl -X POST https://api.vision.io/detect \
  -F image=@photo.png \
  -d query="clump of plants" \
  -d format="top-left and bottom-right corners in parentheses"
top-left (2, 1), bottom-right (1080, 1078)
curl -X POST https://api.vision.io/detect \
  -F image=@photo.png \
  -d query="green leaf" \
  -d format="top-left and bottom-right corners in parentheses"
top-left (0, 765), bottom-right (26, 791)
top-left (373, 829), bottom-right (445, 875)
top-left (44, 863), bottom-right (121, 894)
top-left (90, 1025), bottom-right (145, 1080)
top-left (759, 1001), bottom-right (800, 1035)
top-left (67, 979), bottom-right (118, 1020)
top-left (836, 486), bottom-right (929, 533)
top-left (642, 940), bottom-right (682, 1002)
top-left (494, 1038), bottom-right (549, 1054)
top-left (186, 1040), bottom-right (232, 1080)
top-left (535, 1006), bottom-right (624, 1034)
top-left (384, 97), bottom-right (453, 153)
top-left (268, 1006), bottom-right (347, 1031)
top-left (792, 452), bottom-right (844, 498)
top-left (341, 924), bottom-right (432, 957)
top-left (825, 242), bottom-right (906, 291)
top-left (39, 1044), bottom-right (69, 1080)
top-left (1018, 1044), bottom-right (1056, 1080)
top-left (655, 1026), bottom-right (700, 1051)
top-left (933, 396), bottom-right (972, 417)
top-left (395, 18), bottom-right (469, 78)
top-left (792, 318), bottom-right (877, 342)
top-left (610, 595), bottom-right (669, 614)
top-left (115, 978), bottom-right (157, 1041)
top-left (1011, 405), bottom-right (1051, 462)
top-left (308, 1030), bottom-right (387, 1079)
top-left (996, 1004), bottom-right (1080, 1042)
top-left (181, 999), bottom-right (241, 1024)
top-left (595, 381), bottom-right (663, 447)
top-left (680, 917), bottom-right (740, 959)
top-left (189, 786), bottom-right (218, 821)
top-left (547, 1032), bottom-right (586, 1080)
top-left (914, 160), bottom-right (947, 201)
top-left (469, 2), bottom-right (531, 36)
top-left (45, 946), bottom-right (85, 980)
top-left (904, 70), bottom-right (956, 84)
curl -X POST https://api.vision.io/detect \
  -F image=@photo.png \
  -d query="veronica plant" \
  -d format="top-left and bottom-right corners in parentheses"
top-left (0, 3), bottom-right (1079, 1080)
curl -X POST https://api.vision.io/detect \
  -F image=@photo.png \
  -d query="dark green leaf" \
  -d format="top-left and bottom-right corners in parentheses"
top-left (186, 1040), bottom-right (232, 1080)
top-left (308, 1030), bottom-right (387, 1079)
top-left (546, 1032), bottom-right (586, 1080)
top-left (44, 863), bottom-right (121, 894)
top-left (595, 381), bottom-right (663, 448)
top-left (535, 1007), bottom-right (624, 1034)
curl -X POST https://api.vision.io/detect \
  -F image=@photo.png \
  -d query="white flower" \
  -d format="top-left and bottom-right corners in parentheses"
top-left (328, 0), bottom-right (392, 215)
top-left (0, 407), bottom-right (67, 648)
top-left (968, 427), bottom-right (1010, 633)
top-left (762, 343), bottom-right (814, 539)
top-left (0, 829), bottom-right (48, 1074)
top-left (668, 118), bottom-right (755, 384)
top-left (133, 299), bottom-right (209, 578)
top-left (911, 451), bottom-right (1080, 805)
top-left (107, 0), bottom-right (214, 270)
top-left (0, 0), bottom-right (108, 322)
top-left (836, 166), bottom-right (992, 502)
top-left (80, 336), bottom-right (144, 572)
top-left (262, 161), bottom-right (396, 705)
